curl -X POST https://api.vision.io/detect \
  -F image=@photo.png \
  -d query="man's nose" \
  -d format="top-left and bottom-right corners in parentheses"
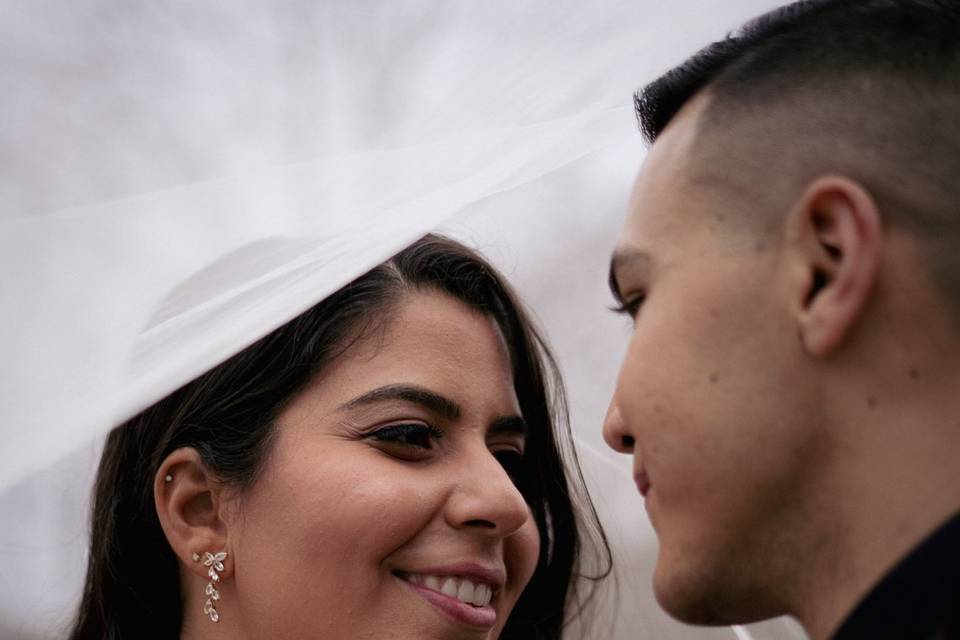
top-left (602, 399), bottom-right (635, 454)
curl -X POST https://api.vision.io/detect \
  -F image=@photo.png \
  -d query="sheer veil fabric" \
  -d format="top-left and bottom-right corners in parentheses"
top-left (0, 1), bottom-right (804, 638)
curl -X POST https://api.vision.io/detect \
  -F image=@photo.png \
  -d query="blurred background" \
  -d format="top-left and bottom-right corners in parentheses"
top-left (0, 1), bottom-right (806, 638)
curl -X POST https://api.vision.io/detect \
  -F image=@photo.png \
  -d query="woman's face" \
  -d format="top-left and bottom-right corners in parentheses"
top-left (224, 290), bottom-right (540, 639)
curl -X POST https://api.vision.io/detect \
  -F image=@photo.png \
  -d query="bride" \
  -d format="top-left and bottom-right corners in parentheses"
top-left (69, 234), bottom-right (609, 639)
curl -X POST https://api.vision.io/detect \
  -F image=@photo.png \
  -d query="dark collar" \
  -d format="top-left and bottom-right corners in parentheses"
top-left (831, 510), bottom-right (960, 640)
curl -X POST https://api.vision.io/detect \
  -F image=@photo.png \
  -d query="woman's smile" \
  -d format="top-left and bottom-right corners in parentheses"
top-left (396, 567), bottom-right (501, 629)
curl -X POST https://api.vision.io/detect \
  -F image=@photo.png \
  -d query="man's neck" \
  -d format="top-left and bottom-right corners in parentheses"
top-left (792, 384), bottom-right (960, 640)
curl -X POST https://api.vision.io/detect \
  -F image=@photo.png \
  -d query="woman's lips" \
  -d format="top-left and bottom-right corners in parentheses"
top-left (397, 573), bottom-right (498, 629)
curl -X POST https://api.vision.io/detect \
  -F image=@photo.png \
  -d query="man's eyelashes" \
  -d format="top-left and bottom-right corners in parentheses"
top-left (611, 293), bottom-right (646, 319)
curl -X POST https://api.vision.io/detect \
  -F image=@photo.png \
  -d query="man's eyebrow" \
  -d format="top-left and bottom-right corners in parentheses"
top-left (339, 384), bottom-right (461, 421)
top-left (489, 415), bottom-right (529, 439)
top-left (608, 246), bottom-right (651, 303)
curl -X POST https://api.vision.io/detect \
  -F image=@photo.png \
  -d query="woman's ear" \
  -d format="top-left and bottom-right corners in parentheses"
top-left (154, 447), bottom-right (232, 581)
top-left (783, 176), bottom-right (884, 357)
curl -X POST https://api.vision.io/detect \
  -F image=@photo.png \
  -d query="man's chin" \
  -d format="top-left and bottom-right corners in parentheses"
top-left (652, 556), bottom-right (779, 627)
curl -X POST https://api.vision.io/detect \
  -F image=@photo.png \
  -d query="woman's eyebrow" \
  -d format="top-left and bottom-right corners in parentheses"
top-left (339, 383), bottom-right (461, 421)
top-left (490, 415), bottom-right (528, 438)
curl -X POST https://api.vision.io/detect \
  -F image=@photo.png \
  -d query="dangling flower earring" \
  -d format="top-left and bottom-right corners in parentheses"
top-left (193, 550), bottom-right (228, 623)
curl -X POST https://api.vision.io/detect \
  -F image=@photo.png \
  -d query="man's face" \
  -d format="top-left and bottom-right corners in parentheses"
top-left (604, 98), bottom-right (825, 624)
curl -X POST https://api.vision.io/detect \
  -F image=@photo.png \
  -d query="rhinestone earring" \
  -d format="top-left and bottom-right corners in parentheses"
top-left (193, 550), bottom-right (227, 623)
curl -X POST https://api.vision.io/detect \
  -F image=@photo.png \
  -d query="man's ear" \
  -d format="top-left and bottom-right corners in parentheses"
top-left (154, 447), bottom-right (232, 581)
top-left (783, 176), bottom-right (883, 357)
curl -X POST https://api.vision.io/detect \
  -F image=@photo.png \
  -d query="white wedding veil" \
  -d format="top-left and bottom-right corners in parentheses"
top-left (0, 1), bottom-right (804, 638)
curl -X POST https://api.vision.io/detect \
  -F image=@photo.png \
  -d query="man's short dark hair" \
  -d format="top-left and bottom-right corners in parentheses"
top-left (635, 0), bottom-right (960, 308)
top-left (636, 0), bottom-right (960, 147)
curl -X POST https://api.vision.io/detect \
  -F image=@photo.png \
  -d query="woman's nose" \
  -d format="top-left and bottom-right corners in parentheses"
top-left (444, 448), bottom-right (531, 538)
top-left (602, 399), bottom-right (635, 454)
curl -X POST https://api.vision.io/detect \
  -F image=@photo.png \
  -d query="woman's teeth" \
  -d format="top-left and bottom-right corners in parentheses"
top-left (404, 573), bottom-right (493, 607)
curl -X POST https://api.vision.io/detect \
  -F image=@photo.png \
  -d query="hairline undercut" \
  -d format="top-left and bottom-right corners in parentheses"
top-left (634, 0), bottom-right (960, 311)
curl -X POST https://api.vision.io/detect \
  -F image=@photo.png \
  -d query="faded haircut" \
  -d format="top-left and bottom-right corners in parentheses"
top-left (634, 0), bottom-right (960, 307)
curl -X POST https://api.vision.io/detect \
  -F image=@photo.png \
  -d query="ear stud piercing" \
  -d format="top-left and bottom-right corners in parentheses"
top-left (164, 474), bottom-right (173, 482)
top-left (194, 550), bottom-right (228, 623)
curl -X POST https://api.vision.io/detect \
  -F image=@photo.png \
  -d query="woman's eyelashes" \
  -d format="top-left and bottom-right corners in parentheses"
top-left (367, 423), bottom-right (528, 486)
top-left (369, 423), bottom-right (444, 452)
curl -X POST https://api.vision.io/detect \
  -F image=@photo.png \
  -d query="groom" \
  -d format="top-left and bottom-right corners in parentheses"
top-left (602, 1), bottom-right (960, 638)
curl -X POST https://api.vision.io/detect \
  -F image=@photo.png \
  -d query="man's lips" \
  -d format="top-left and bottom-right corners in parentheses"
top-left (634, 471), bottom-right (651, 498)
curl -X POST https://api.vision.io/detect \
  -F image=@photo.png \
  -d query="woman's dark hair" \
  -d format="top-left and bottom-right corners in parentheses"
top-left (70, 234), bottom-right (611, 639)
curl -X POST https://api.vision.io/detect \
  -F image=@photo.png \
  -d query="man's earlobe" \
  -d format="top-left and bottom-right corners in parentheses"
top-left (154, 448), bottom-right (231, 581)
top-left (786, 176), bottom-right (883, 357)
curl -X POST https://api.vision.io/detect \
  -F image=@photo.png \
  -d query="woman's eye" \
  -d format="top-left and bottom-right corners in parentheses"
top-left (369, 423), bottom-right (442, 450)
top-left (611, 292), bottom-right (646, 320)
top-left (492, 449), bottom-right (525, 482)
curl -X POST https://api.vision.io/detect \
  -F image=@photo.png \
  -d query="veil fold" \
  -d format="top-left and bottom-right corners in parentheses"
top-left (0, 107), bottom-right (627, 494)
